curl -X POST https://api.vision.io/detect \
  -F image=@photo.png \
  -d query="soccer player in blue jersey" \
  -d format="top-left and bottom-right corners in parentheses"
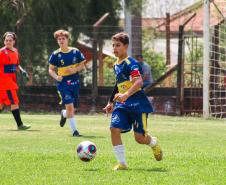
top-left (103, 32), bottom-right (163, 170)
top-left (48, 29), bottom-right (86, 137)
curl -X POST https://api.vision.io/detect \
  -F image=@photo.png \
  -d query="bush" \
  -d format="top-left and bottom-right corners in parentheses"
top-left (142, 49), bottom-right (167, 81)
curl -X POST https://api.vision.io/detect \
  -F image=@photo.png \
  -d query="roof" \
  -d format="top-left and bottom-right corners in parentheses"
top-left (76, 39), bottom-right (115, 62)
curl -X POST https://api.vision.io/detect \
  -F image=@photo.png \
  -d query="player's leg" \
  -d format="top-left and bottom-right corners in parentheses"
top-left (72, 93), bottom-right (80, 136)
top-left (0, 104), bottom-right (3, 112)
top-left (58, 90), bottom-right (67, 127)
top-left (111, 109), bottom-right (131, 170)
top-left (4, 90), bottom-right (30, 130)
top-left (133, 113), bottom-right (163, 161)
top-left (65, 103), bottom-right (81, 137)
top-left (59, 88), bottom-right (81, 136)
top-left (111, 128), bottom-right (128, 170)
top-left (0, 91), bottom-right (5, 112)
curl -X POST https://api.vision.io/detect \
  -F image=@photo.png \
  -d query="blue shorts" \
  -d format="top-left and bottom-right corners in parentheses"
top-left (57, 80), bottom-right (79, 106)
top-left (58, 88), bottom-right (79, 106)
top-left (110, 108), bottom-right (149, 135)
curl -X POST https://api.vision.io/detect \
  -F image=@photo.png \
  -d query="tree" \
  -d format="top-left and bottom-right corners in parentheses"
top-left (0, 0), bottom-right (121, 85)
top-left (142, 28), bottom-right (167, 81)
top-left (84, 0), bottom-right (121, 38)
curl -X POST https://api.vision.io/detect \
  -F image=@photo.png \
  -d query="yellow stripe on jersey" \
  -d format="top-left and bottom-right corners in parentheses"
top-left (117, 80), bottom-right (141, 94)
top-left (115, 56), bottom-right (129, 65)
top-left (57, 63), bottom-right (79, 76)
top-left (142, 113), bottom-right (148, 136)
top-left (125, 58), bottom-right (131, 65)
top-left (53, 47), bottom-right (78, 55)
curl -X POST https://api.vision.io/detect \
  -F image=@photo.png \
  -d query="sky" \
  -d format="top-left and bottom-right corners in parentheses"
top-left (121, 0), bottom-right (198, 18)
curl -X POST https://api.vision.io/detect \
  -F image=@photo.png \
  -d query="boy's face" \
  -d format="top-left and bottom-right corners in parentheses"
top-left (4, 35), bottom-right (15, 49)
top-left (57, 35), bottom-right (68, 48)
top-left (112, 40), bottom-right (128, 58)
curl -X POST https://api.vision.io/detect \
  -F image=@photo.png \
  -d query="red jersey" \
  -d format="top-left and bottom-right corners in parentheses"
top-left (0, 47), bottom-right (19, 90)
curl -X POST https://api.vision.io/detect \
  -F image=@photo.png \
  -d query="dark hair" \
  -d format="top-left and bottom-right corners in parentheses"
top-left (111, 32), bottom-right (129, 45)
top-left (135, 54), bottom-right (143, 59)
top-left (3, 32), bottom-right (17, 41)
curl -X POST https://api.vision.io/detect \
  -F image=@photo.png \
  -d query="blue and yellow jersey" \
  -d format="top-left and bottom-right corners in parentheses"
top-left (48, 47), bottom-right (85, 79)
top-left (113, 56), bottom-right (153, 113)
top-left (114, 56), bottom-right (142, 94)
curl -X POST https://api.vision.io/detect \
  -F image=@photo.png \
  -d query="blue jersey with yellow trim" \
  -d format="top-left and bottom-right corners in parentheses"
top-left (113, 56), bottom-right (153, 113)
top-left (48, 47), bottom-right (85, 78)
top-left (114, 56), bottom-right (142, 93)
top-left (48, 47), bottom-right (85, 91)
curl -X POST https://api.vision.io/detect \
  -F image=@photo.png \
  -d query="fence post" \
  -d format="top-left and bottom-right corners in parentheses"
top-left (90, 13), bottom-right (109, 113)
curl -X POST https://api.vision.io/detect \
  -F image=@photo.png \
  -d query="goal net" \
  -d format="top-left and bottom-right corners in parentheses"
top-left (209, 16), bottom-right (226, 118)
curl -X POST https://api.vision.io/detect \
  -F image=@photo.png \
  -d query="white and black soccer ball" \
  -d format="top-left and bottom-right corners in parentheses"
top-left (77, 141), bottom-right (97, 162)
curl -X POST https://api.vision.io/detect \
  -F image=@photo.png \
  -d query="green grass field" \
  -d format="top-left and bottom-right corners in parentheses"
top-left (0, 113), bottom-right (225, 185)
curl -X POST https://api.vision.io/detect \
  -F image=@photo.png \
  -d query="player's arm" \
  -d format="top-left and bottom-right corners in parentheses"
top-left (48, 64), bottom-right (62, 82)
top-left (143, 73), bottom-right (149, 81)
top-left (109, 83), bottom-right (118, 103)
top-left (65, 60), bottom-right (86, 75)
top-left (103, 83), bottom-right (118, 116)
top-left (114, 70), bottom-right (143, 103)
top-left (142, 66), bottom-right (151, 81)
top-left (75, 60), bottom-right (86, 73)
top-left (18, 65), bottom-right (29, 80)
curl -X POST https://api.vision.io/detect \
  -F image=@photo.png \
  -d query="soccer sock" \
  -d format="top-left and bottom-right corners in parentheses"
top-left (11, 109), bottom-right (23, 127)
top-left (148, 136), bottom-right (157, 147)
top-left (62, 109), bottom-right (67, 118)
top-left (113, 145), bottom-right (127, 165)
top-left (68, 117), bottom-right (77, 134)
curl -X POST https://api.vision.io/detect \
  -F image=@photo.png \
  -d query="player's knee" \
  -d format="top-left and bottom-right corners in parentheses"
top-left (0, 104), bottom-right (4, 110)
top-left (66, 108), bottom-right (74, 117)
top-left (110, 127), bottom-right (121, 135)
top-left (0, 105), bottom-right (4, 112)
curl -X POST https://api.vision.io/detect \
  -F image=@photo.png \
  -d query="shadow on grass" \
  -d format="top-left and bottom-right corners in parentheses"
top-left (81, 167), bottom-right (168, 172)
top-left (79, 135), bottom-right (105, 139)
top-left (132, 167), bottom-right (168, 173)
top-left (8, 129), bottom-right (41, 132)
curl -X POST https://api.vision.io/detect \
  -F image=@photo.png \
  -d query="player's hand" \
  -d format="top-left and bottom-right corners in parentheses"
top-left (56, 75), bottom-right (63, 82)
top-left (113, 92), bottom-right (129, 103)
top-left (103, 102), bottom-right (114, 116)
top-left (22, 71), bottom-right (29, 81)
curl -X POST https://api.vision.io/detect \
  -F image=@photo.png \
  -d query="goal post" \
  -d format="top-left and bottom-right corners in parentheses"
top-left (203, 0), bottom-right (210, 118)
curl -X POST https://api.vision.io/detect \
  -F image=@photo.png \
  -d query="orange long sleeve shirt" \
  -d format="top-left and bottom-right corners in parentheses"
top-left (0, 47), bottom-right (19, 90)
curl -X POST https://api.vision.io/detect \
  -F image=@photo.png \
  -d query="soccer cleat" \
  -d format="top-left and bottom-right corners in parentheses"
top-left (151, 137), bottom-right (163, 161)
top-left (73, 130), bottom-right (82, 137)
top-left (113, 163), bottom-right (128, 171)
top-left (18, 124), bottom-right (31, 130)
top-left (59, 110), bottom-right (67, 127)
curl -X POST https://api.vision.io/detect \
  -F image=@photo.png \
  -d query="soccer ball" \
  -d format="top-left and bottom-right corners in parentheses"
top-left (77, 141), bottom-right (96, 162)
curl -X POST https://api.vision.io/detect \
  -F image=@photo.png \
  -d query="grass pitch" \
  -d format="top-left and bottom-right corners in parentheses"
top-left (0, 113), bottom-right (225, 185)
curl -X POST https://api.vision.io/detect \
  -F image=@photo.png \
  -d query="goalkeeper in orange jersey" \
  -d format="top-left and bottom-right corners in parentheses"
top-left (103, 32), bottom-right (163, 170)
top-left (0, 32), bottom-right (31, 130)
top-left (48, 29), bottom-right (86, 137)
